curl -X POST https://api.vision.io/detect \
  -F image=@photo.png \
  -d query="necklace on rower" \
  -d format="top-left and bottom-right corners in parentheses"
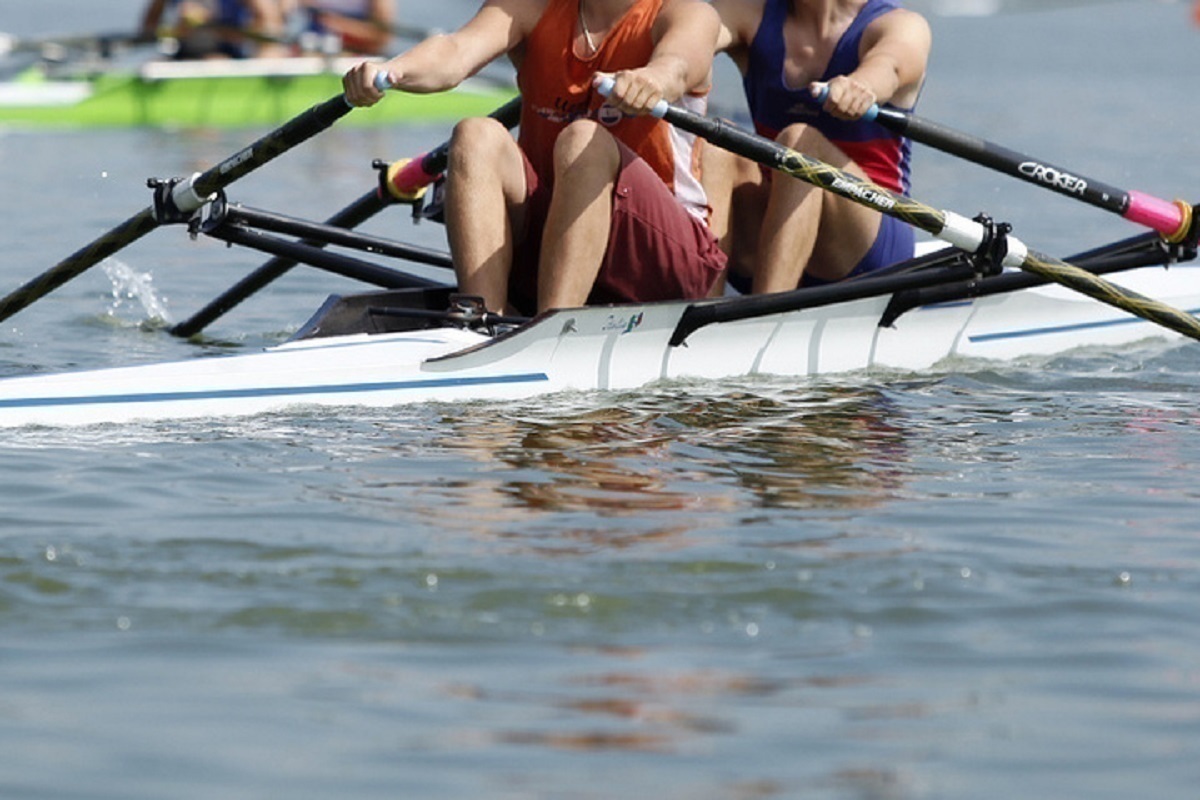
top-left (579, 1), bottom-right (599, 55)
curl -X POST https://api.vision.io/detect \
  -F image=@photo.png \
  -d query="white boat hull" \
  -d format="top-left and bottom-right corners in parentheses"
top-left (0, 263), bottom-right (1197, 428)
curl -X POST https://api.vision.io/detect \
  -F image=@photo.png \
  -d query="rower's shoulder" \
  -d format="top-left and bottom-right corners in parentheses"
top-left (710, 0), bottom-right (764, 48)
top-left (657, 0), bottom-right (722, 34)
top-left (869, 6), bottom-right (932, 37)
top-left (862, 6), bottom-right (932, 52)
top-left (475, 0), bottom-right (551, 37)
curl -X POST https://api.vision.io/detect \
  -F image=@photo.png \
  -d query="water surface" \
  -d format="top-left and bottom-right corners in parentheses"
top-left (2, 2), bottom-right (1200, 798)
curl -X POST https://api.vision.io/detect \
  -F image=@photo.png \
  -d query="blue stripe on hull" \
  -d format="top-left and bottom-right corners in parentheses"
top-left (968, 307), bottom-right (1200, 344)
top-left (0, 373), bottom-right (551, 410)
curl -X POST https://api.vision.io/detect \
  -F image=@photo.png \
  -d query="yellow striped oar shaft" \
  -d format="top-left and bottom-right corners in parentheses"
top-left (631, 90), bottom-right (1200, 343)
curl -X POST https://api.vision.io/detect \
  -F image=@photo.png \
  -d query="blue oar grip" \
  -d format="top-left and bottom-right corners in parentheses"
top-left (374, 71), bottom-right (393, 92)
top-left (594, 75), bottom-right (669, 119)
top-left (812, 83), bottom-right (879, 123)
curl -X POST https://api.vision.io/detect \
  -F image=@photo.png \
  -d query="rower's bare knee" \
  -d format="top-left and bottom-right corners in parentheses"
top-left (448, 116), bottom-right (519, 179)
top-left (552, 119), bottom-right (620, 179)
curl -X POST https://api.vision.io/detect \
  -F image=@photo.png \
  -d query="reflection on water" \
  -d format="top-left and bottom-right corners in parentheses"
top-left (430, 380), bottom-right (912, 521)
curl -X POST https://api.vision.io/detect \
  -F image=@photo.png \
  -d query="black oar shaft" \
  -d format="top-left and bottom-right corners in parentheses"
top-left (0, 94), bottom-right (354, 326)
top-left (876, 109), bottom-right (1131, 217)
top-left (0, 209), bottom-right (158, 324)
top-left (192, 95), bottom-right (353, 196)
top-left (660, 105), bottom-right (1200, 343)
top-left (873, 107), bottom-right (1191, 241)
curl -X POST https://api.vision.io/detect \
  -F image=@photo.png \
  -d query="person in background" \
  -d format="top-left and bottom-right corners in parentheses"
top-left (705, 0), bottom-right (930, 293)
top-left (286, 0), bottom-right (396, 56)
top-left (341, 0), bottom-right (727, 317)
top-left (140, 0), bottom-right (288, 59)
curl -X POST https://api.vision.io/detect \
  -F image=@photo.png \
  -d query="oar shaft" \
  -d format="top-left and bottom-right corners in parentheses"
top-left (384, 96), bottom-right (521, 198)
top-left (0, 94), bottom-right (355, 326)
top-left (0, 209), bottom-right (158, 324)
top-left (189, 95), bottom-right (353, 200)
top-left (655, 102), bottom-right (1200, 343)
top-left (873, 107), bottom-right (1191, 241)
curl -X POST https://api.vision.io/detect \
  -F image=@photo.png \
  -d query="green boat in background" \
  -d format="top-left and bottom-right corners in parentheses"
top-left (0, 56), bottom-right (517, 129)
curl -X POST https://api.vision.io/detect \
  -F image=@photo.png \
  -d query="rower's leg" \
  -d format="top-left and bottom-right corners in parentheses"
top-left (444, 117), bottom-right (529, 314)
top-left (754, 123), bottom-right (881, 293)
top-left (702, 144), bottom-right (765, 295)
top-left (537, 120), bottom-right (620, 312)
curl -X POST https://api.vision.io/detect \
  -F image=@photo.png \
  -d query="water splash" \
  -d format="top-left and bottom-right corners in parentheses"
top-left (100, 258), bottom-right (172, 329)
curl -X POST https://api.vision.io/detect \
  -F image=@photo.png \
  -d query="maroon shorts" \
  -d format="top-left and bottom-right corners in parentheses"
top-left (509, 140), bottom-right (727, 315)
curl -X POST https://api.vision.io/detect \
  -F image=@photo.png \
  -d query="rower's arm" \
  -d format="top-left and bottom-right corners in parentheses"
top-left (821, 8), bottom-right (931, 119)
top-left (601, 0), bottom-right (720, 116)
top-left (343, 0), bottom-right (538, 105)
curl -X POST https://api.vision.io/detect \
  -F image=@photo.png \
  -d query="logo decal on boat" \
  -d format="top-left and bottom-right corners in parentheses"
top-left (603, 311), bottom-right (644, 334)
top-left (1018, 161), bottom-right (1087, 195)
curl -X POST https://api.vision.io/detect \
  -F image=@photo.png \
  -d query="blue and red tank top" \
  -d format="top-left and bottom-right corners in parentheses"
top-left (743, 0), bottom-right (914, 194)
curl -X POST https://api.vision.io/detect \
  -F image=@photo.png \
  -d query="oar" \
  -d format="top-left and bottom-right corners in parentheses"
top-left (596, 79), bottom-right (1200, 342)
top-left (817, 87), bottom-right (1193, 242)
top-left (0, 93), bottom-right (359, 326)
top-left (168, 95), bottom-right (521, 337)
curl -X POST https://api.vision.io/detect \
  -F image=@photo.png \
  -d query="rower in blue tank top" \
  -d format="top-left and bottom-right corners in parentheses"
top-left (140, 0), bottom-right (286, 59)
top-left (292, 0), bottom-right (395, 55)
top-left (706, 0), bottom-right (930, 293)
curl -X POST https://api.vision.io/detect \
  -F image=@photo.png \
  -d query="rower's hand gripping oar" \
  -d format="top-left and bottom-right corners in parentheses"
top-left (811, 84), bottom-right (1194, 243)
top-left (0, 91), bottom-right (360, 325)
top-left (595, 77), bottom-right (1200, 343)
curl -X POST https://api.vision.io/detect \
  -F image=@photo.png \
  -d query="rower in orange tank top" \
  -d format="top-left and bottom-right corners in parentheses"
top-left (518, 0), bottom-right (708, 219)
top-left (342, 0), bottom-right (726, 316)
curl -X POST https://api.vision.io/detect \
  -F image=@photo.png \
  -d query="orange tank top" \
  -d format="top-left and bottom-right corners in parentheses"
top-left (517, 0), bottom-right (709, 219)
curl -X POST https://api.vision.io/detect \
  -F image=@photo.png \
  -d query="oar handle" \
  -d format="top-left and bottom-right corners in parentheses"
top-left (594, 75), bottom-right (669, 118)
top-left (375, 86), bottom-right (522, 199)
top-left (811, 83), bottom-right (878, 123)
top-left (366, 71), bottom-right (442, 197)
